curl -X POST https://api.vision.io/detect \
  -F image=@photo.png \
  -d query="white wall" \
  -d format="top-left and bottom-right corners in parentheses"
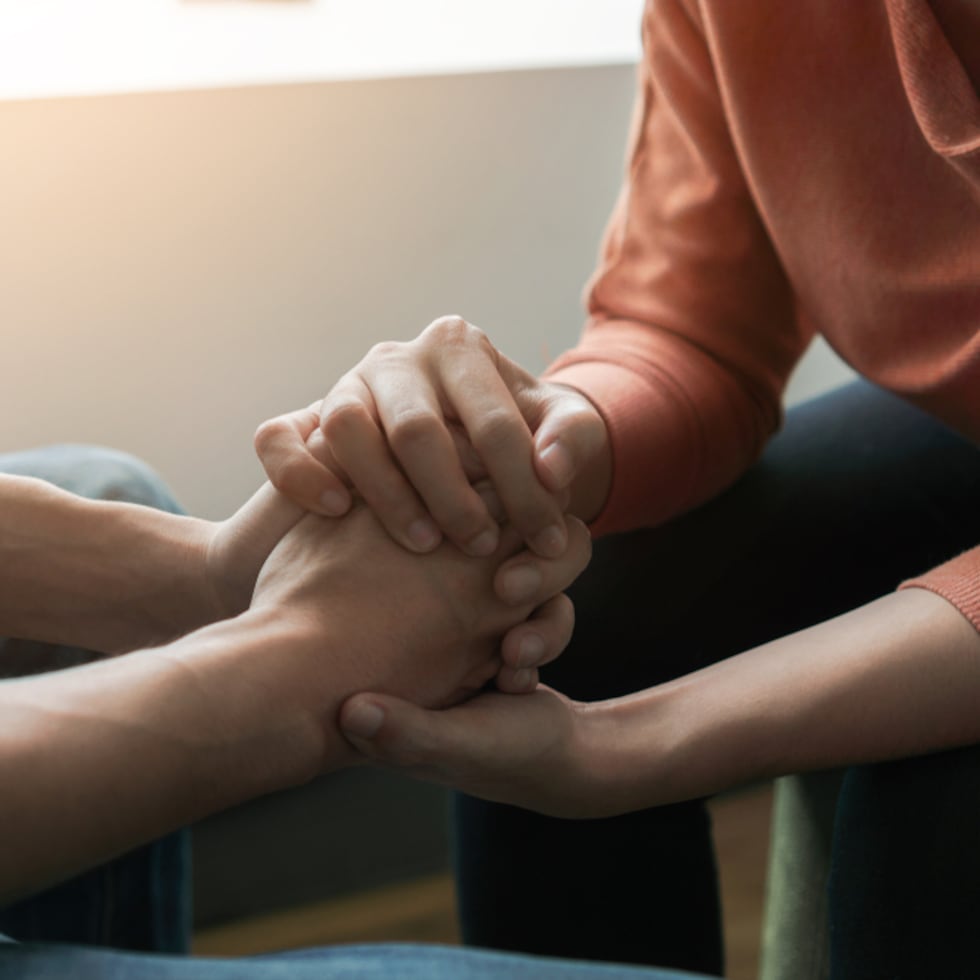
top-left (0, 0), bottom-right (645, 99)
top-left (0, 65), bottom-right (851, 518)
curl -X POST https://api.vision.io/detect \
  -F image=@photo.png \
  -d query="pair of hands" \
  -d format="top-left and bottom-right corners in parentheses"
top-left (208, 316), bottom-right (611, 809)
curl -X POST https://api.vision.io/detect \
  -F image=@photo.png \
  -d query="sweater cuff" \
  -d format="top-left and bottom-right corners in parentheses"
top-left (543, 358), bottom-right (702, 538)
top-left (899, 546), bottom-right (980, 633)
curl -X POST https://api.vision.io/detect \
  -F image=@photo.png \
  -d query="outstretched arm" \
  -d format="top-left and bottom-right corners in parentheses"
top-left (0, 608), bottom-right (312, 905)
top-left (341, 588), bottom-right (980, 818)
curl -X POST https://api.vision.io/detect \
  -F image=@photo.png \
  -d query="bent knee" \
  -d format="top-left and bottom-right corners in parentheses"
top-left (0, 444), bottom-right (182, 513)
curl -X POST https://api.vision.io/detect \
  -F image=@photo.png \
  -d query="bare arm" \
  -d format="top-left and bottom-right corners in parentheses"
top-left (594, 589), bottom-right (980, 813)
top-left (0, 474), bottom-right (218, 652)
top-left (0, 609), bottom-right (316, 905)
top-left (341, 589), bottom-right (980, 818)
top-left (0, 475), bottom-right (303, 655)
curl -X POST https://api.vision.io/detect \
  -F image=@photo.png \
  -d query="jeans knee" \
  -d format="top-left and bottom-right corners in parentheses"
top-left (0, 445), bottom-right (182, 514)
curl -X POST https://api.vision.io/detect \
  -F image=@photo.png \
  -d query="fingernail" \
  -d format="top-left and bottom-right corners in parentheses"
top-left (500, 565), bottom-right (543, 604)
top-left (512, 668), bottom-right (534, 690)
top-left (517, 633), bottom-right (545, 667)
top-left (538, 441), bottom-right (574, 489)
top-left (407, 518), bottom-right (441, 551)
top-left (466, 527), bottom-right (499, 557)
top-left (342, 702), bottom-right (385, 739)
top-left (320, 489), bottom-right (350, 516)
top-left (532, 523), bottom-right (566, 558)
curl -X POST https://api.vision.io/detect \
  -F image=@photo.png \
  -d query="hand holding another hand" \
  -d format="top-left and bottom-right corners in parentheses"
top-left (254, 316), bottom-right (611, 565)
top-left (339, 685), bottom-right (610, 819)
top-left (251, 501), bottom-right (591, 720)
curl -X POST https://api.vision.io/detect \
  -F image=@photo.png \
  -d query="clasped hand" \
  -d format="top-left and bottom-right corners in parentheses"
top-left (241, 314), bottom-right (609, 792)
top-left (251, 501), bottom-right (591, 713)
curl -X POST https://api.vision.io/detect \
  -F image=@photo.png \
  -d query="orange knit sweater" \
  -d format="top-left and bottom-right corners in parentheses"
top-left (546, 0), bottom-right (980, 628)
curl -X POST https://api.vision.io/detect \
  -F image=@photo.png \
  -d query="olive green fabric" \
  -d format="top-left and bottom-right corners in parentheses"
top-left (760, 771), bottom-right (843, 980)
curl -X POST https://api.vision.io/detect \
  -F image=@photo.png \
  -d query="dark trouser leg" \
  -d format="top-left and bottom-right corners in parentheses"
top-left (454, 382), bottom-right (980, 975)
top-left (0, 445), bottom-right (192, 953)
top-left (828, 744), bottom-right (980, 980)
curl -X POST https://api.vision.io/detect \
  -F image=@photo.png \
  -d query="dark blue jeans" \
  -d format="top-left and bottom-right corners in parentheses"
top-left (0, 942), bottom-right (699, 980)
top-left (453, 381), bottom-right (980, 979)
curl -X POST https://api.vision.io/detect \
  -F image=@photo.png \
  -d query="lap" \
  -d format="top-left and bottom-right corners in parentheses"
top-left (0, 444), bottom-right (180, 512)
top-left (0, 942), bottom-right (702, 980)
top-left (828, 743), bottom-right (980, 979)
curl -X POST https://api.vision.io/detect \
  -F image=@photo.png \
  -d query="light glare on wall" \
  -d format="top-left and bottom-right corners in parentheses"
top-left (0, 0), bottom-right (644, 102)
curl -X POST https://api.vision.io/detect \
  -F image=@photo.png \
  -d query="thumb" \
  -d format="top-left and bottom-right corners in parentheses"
top-left (532, 387), bottom-right (608, 494)
top-left (339, 694), bottom-right (458, 772)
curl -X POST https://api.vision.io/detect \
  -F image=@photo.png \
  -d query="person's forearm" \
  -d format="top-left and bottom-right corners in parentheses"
top-left (589, 589), bottom-right (980, 813)
top-left (0, 474), bottom-right (220, 653)
top-left (0, 606), bottom-right (337, 905)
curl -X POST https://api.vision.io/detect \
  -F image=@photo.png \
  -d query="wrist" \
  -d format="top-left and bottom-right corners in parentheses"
top-left (576, 691), bottom-right (685, 815)
top-left (162, 606), bottom-right (354, 797)
top-left (97, 507), bottom-right (230, 653)
top-left (582, 674), bottom-right (763, 815)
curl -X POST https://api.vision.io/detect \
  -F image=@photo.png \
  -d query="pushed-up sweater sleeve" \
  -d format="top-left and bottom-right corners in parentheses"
top-left (545, 0), bottom-right (811, 536)
top-left (902, 548), bottom-right (980, 634)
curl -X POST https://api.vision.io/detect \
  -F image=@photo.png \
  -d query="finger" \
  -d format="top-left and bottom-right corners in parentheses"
top-left (254, 406), bottom-right (353, 516)
top-left (448, 423), bottom-right (488, 483)
top-left (427, 323), bottom-right (567, 558)
top-left (363, 361), bottom-right (500, 557)
top-left (339, 693), bottom-right (463, 774)
top-left (321, 378), bottom-right (443, 553)
top-left (472, 478), bottom-right (507, 524)
top-left (533, 386), bottom-right (610, 494)
top-left (494, 516), bottom-right (592, 606)
top-left (449, 369), bottom-right (567, 556)
top-left (304, 427), bottom-right (345, 476)
top-left (500, 592), bottom-right (575, 669)
top-left (495, 664), bottom-right (540, 695)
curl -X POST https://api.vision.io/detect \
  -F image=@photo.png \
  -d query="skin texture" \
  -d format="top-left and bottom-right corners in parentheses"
top-left (0, 482), bottom-right (588, 903)
top-left (0, 474), bottom-right (308, 655)
top-left (341, 589), bottom-right (980, 819)
top-left (255, 316), bottom-right (612, 567)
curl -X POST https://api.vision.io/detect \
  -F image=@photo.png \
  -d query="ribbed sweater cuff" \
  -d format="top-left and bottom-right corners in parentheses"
top-left (544, 357), bottom-right (700, 539)
top-left (900, 546), bottom-right (980, 633)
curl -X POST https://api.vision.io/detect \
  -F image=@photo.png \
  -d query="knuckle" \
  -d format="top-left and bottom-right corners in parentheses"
top-left (552, 594), bottom-right (576, 638)
top-left (471, 408), bottom-right (523, 456)
top-left (366, 339), bottom-right (405, 363)
top-left (387, 410), bottom-right (444, 456)
top-left (574, 529), bottom-right (594, 572)
top-left (557, 591), bottom-right (576, 620)
top-left (274, 456), bottom-right (315, 496)
top-left (321, 399), bottom-right (373, 442)
top-left (253, 416), bottom-right (287, 453)
top-left (424, 314), bottom-right (484, 349)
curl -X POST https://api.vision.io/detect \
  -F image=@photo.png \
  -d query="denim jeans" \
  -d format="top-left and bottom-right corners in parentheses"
top-left (453, 381), bottom-right (980, 978)
top-left (0, 940), bottom-right (707, 980)
top-left (0, 445), bottom-right (704, 980)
